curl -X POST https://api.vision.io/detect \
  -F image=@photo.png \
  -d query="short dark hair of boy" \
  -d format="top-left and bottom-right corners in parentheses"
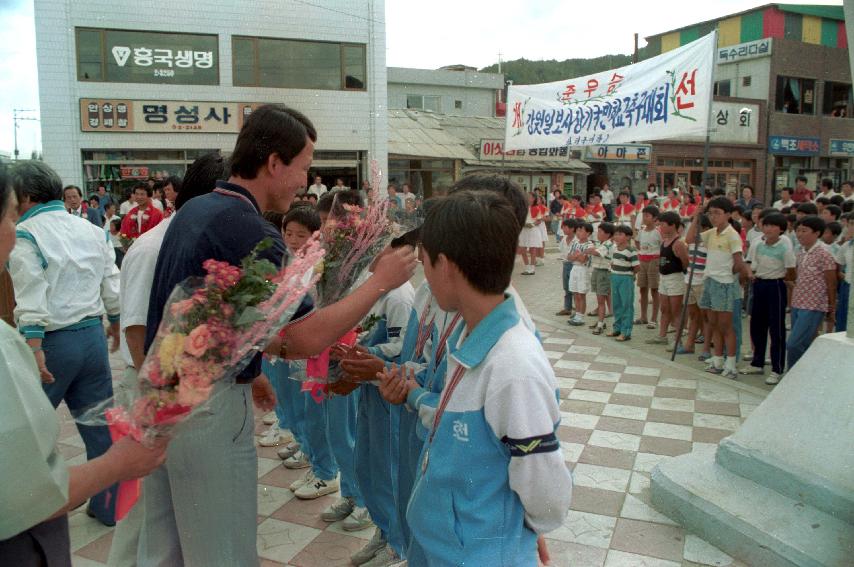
top-left (165, 175), bottom-right (183, 194)
top-left (707, 197), bottom-right (734, 214)
top-left (132, 182), bottom-right (152, 196)
top-left (821, 178), bottom-right (833, 191)
top-left (598, 221), bottom-right (616, 236)
top-left (730, 219), bottom-right (742, 233)
top-left (317, 188), bottom-right (363, 214)
top-left (262, 210), bottom-right (285, 229)
top-left (843, 211), bottom-right (854, 222)
top-left (561, 219), bottom-right (575, 229)
top-left (816, 196), bottom-right (831, 206)
top-left (658, 211), bottom-right (681, 228)
top-left (698, 213), bottom-right (713, 230)
top-left (786, 213), bottom-right (797, 224)
top-left (844, 201), bottom-right (854, 214)
top-left (110, 218), bottom-right (122, 231)
top-left (89, 195), bottom-right (100, 204)
top-left (152, 179), bottom-right (166, 191)
top-left (758, 207), bottom-right (777, 220)
top-left (577, 221), bottom-right (594, 235)
top-left (797, 216), bottom-right (825, 234)
top-left (825, 221), bottom-right (842, 238)
top-left (283, 206), bottom-right (321, 233)
top-left (795, 175), bottom-right (808, 184)
top-left (306, 194), bottom-right (318, 203)
top-left (751, 203), bottom-right (763, 211)
top-left (712, 188), bottom-right (726, 197)
top-left (825, 205), bottom-right (842, 220)
top-left (448, 175), bottom-right (527, 229)
top-left (762, 213), bottom-right (788, 232)
top-left (830, 195), bottom-right (844, 207)
top-left (733, 205), bottom-right (745, 217)
top-left (177, 152), bottom-right (229, 211)
top-left (421, 191), bottom-right (518, 295)
top-left (798, 202), bottom-right (818, 216)
top-left (229, 104), bottom-right (317, 179)
top-left (642, 205), bottom-right (660, 218)
top-left (781, 206), bottom-right (792, 214)
top-left (614, 225), bottom-right (633, 238)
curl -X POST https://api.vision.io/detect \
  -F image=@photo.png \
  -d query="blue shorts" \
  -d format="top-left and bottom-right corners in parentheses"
top-left (699, 278), bottom-right (740, 312)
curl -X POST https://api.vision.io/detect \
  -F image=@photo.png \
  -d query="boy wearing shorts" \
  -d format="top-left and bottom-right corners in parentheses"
top-left (635, 206), bottom-right (661, 328)
top-left (568, 222), bottom-right (594, 326)
top-left (588, 222), bottom-right (615, 334)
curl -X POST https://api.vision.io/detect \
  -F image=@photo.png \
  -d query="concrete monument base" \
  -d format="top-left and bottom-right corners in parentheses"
top-left (651, 332), bottom-right (854, 566)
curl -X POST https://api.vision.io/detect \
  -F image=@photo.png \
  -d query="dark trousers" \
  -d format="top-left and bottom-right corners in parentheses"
top-left (749, 278), bottom-right (787, 374)
top-left (42, 324), bottom-right (116, 525)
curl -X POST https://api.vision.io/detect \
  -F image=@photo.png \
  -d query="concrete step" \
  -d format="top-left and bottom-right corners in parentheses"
top-left (651, 450), bottom-right (854, 567)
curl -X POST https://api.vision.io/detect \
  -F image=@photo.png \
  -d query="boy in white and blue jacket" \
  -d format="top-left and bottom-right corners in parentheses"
top-left (384, 190), bottom-right (572, 566)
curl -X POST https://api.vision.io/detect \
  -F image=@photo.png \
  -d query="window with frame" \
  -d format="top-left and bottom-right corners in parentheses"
top-left (714, 80), bottom-right (731, 97)
top-left (406, 94), bottom-right (441, 113)
top-left (742, 76), bottom-right (752, 87)
top-left (454, 100), bottom-right (463, 109)
top-left (775, 76), bottom-right (815, 114)
top-left (822, 82), bottom-right (852, 118)
top-left (232, 36), bottom-right (366, 91)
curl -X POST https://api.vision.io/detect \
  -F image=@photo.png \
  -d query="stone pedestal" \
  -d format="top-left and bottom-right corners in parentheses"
top-left (651, 333), bottom-right (854, 567)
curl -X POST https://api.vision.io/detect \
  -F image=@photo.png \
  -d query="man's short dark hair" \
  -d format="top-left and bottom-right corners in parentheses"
top-left (229, 104), bottom-right (317, 179)
top-left (577, 221), bottom-right (594, 234)
top-left (614, 225), bottom-right (633, 238)
top-left (816, 196), bottom-right (831, 206)
top-left (798, 202), bottom-right (818, 216)
top-left (421, 191), bottom-right (518, 294)
top-left (759, 207), bottom-right (777, 220)
top-left (262, 210), bottom-right (285, 230)
top-left (795, 175), bottom-right (808, 184)
top-left (283, 206), bottom-right (321, 233)
top-left (797, 216), bottom-right (825, 234)
top-left (448, 175), bottom-right (527, 230)
top-left (780, 187), bottom-right (792, 195)
top-left (843, 201), bottom-right (854, 214)
top-left (177, 152), bottom-right (229, 211)
top-left (63, 184), bottom-right (82, 197)
top-left (830, 195), bottom-right (844, 206)
top-left (9, 161), bottom-right (63, 204)
top-left (598, 222), bottom-right (615, 236)
top-left (825, 221), bottom-right (842, 238)
top-left (88, 195), bottom-right (100, 204)
top-left (152, 179), bottom-right (166, 192)
top-left (707, 197), bottom-right (734, 214)
top-left (642, 205), bottom-right (660, 218)
top-left (762, 213), bottom-right (788, 232)
top-left (821, 178), bottom-right (833, 190)
top-left (132, 182), bottom-right (152, 196)
top-left (825, 204), bottom-right (842, 220)
top-left (658, 211), bottom-right (681, 228)
top-left (165, 175), bottom-right (183, 194)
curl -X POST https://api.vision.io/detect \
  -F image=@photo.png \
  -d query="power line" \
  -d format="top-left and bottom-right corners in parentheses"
top-left (289, 0), bottom-right (385, 25)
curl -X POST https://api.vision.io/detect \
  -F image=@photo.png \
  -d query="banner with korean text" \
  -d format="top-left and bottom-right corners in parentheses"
top-left (504, 32), bottom-right (716, 150)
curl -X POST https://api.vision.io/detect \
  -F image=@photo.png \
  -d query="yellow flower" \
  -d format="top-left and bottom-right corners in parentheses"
top-left (314, 259), bottom-right (325, 276)
top-left (158, 332), bottom-right (187, 376)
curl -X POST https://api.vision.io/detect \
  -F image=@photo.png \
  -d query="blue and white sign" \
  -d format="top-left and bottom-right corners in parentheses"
top-left (829, 139), bottom-right (854, 157)
top-left (769, 136), bottom-right (820, 156)
top-left (504, 32), bottom-right (716, 150)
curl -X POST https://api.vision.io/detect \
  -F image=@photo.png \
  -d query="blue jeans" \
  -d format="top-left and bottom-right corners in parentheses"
top-left (786, 308), bottom-right (825, 370)
top-left (264, 359), bottom-right (310, 450)
top-left (611, 275), bottom-right (635, 337)
top-left (551, 219), bottom-right (561, 243)
top-left (42, 323), bottom-right (116, 525)
top-left (562, 262), bottom-right (573, 311)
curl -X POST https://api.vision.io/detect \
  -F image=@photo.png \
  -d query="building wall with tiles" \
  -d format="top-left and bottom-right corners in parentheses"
top-left (34, 0), bottom-right (387, 188)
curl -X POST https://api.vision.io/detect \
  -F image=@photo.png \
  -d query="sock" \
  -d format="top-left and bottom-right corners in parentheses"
top-left (711, 355), bottom-right (723, 369)
top-left (724, 356), bottom-right (736, 371)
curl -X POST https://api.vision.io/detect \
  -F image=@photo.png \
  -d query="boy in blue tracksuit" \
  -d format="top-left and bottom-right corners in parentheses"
top-left (382, 190), bottom-right (572, 566)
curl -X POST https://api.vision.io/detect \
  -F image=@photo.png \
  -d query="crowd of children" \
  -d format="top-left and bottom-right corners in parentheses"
top-left (552, 182), bottom-right (854, 385)
top-left (258, 179), bottom-right (572, 567)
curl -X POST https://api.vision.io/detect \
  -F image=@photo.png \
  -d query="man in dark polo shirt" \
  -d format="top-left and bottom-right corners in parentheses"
top-left (137, 104), bottom-right (417, 567)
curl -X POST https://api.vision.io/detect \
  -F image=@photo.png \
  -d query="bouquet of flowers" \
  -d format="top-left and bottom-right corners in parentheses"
top-left (83, 237), bottom-right (324, 519)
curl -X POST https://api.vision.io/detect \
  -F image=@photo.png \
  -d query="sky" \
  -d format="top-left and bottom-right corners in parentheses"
top-left (0, 0), bottom-right (845, 157)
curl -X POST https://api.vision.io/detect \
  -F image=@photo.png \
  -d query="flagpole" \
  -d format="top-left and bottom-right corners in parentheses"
top-left (672, 31), bottom-right (717, 362)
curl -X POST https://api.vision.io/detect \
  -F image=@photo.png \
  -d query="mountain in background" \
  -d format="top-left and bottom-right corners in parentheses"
top-left (479, 47), bottom-right (654, 84)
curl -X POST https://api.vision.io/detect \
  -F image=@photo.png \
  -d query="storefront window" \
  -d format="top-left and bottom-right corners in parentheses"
top-left (388, 158), bottom-right (453, 198)
top-left (822, 82), bottom-right (852, 118)
top-left (714, 80), bottom-right (731, 97)
top-left (80, 149), bottom-right (208, 196)
top-left (772, 155), bottom-right (811, 200)
top-left (775, 76), bottom-right (815, 115)
top-left (818, 158), bottom-right (852, 190)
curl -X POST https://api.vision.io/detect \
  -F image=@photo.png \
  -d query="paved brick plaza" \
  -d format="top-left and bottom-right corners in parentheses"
top-left (65, 251), bottom-right (770, 566)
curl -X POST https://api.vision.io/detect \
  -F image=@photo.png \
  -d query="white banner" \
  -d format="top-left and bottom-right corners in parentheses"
top-left (505, 32), bottom-right (716, 150)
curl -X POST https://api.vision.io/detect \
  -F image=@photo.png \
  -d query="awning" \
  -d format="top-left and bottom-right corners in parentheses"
top-left (388, 110), bottom-right (477, 160)
top-left (462, 158), bottom-right (591, 174)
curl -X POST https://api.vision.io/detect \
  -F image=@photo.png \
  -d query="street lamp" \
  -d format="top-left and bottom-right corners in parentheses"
top-left (13, 109), bottom-right (39, 161)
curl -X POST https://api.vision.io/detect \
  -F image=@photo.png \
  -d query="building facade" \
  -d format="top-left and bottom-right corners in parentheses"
top-left (643, 3), bottom-right (850, 202)
top-left (387, 65), bottom-right (503, 117)
top-left (34, 0), bottom-right (387, 196)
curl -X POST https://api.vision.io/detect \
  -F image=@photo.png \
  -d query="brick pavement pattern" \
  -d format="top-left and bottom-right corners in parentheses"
top-left (66, 253), bottom-right (770, 566)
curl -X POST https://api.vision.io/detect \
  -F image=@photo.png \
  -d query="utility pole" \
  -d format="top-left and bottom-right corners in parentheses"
top-left (13, 109), bottom-right (38, 161)
top-left (498, 50), bottom-right (503, 74)
top-left (633, 33), bottom-right (639, 64)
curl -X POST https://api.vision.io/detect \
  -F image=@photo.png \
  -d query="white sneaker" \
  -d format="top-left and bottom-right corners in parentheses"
top-left (351, 529), bottom-right (386, 566)
top-left (321, 496), bottom-right (355, 522)
top-left (738, 365), bottom-right (764, 375)
top-left (262, 411), bottom-right (277, 425)
top-left (722, 368), bottom-right (738, 380)
top-left (765, 372), bottom-right (782, 385)
top-left (283, 450), bottom-right (311, 469)
top-left (277, 441), bottom-right (300, 460)
top-left (294, 475), bottom-right (339, 500)
top-left (363, 546), bottom-right (401, 567)
top-left (258, 425), bottom-right (293, 447)
top-left (535, 258), bottom-right (545, 267)
top-left (342, 506), bottom-right (373, 531)
top-left (289, 469), bottom-right (314, 492)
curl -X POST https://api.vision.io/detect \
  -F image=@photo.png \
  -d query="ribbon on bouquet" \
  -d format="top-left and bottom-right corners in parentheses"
top-left (303, 329), bottom-right (358, 403)
top-left (105, 410), bottom-right (142, 521)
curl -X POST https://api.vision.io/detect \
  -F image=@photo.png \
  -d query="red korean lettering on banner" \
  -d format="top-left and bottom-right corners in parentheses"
top-left (607, 73), bottom-right (624, 94)
top-left (584, 79), bottom-right (599, 97)
top-left (675, 69), bottom-right (697, 110)
top-left (560, 84), bottom-right (576, 103)
top-left (512, 102), bottom-right (524, 128)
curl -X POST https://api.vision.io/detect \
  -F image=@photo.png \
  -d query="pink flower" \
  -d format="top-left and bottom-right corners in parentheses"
top-left (185, 324), bottom-right (213, 357)
top-left (170, 299), bottom-right (195, 318)
top-left (176, 382), bottom-right (213, 407)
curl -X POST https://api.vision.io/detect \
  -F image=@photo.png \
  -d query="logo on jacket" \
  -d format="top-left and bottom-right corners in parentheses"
top-left (452, 420), bottom-right (469, 443)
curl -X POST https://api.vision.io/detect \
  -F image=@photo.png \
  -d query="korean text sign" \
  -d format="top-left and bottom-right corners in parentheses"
top-left (504, 32), bottom-right (716, 150)
top-left (80, 100), bottom-right (262, 133)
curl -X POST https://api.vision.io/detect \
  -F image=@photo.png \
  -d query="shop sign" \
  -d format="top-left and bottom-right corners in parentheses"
top-left (479, 139), bottom-right (570, 161)
top-left (80, 99), bottom-right (264, 133)
top-left (674, 101), bottom-right (759, 144)
top-left (829, 139), bottom-right (854, 157)
top-left (120, 166), bottom-right (149, 179)
top-left (716, 38), bottom-right (772, 65)
top-left (583, 144), bottom-right (651, 163)
top-left (769, 135), bottom-right (820, 156)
